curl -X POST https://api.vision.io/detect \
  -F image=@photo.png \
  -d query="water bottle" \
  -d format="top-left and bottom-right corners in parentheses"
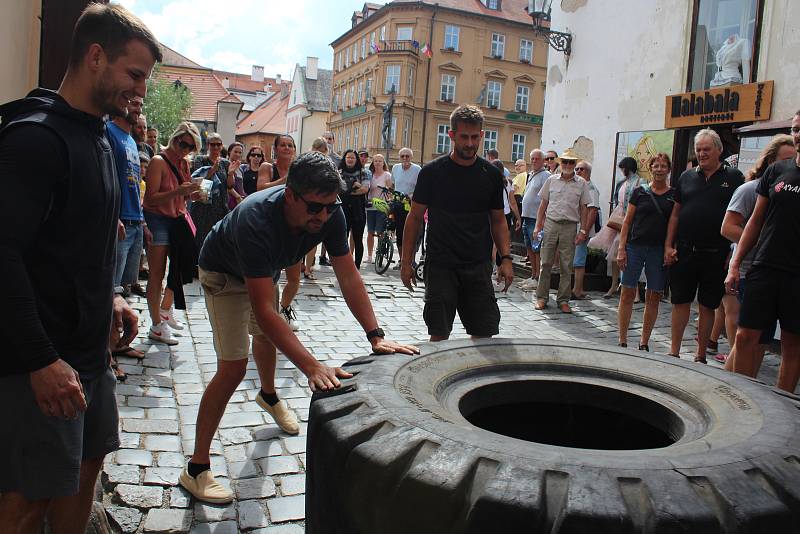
top-left (532, 230), bottom-right (544, 252)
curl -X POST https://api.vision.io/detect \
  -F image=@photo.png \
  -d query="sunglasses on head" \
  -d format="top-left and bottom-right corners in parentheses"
top-left (177, 140), bottom-right (196, 151)
top-left (294, 190), bottom-right (342, 214)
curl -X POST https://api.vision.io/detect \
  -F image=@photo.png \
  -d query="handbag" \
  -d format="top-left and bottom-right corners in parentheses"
top-left (606, 209), bottom-right (625, 231)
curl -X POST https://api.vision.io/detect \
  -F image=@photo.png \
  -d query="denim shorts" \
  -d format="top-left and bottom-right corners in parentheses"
top-left (621, 243), bottom-right (668, 292)
top-left (143, 211), bottom-right (174, 246)
top-left (573, 243), bottom-right (588, 268)
top-left (522, 217), bottom-right (537, 249)
top-left (366, 209), bottom-right (387, 234)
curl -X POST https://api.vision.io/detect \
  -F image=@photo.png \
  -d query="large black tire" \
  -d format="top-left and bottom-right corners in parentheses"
top-left (307, 339), bottom-right (800, 533)
top-left (374, 234), bottom-right (393, 274)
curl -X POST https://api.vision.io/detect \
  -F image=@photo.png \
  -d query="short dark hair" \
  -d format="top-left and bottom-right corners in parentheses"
top-left (227, 141), bottom-right (244, 154)
top-left (618, 156), bottom-right (638, 174)
top-left (486, 148), bottom-right (499, 159)
top-left (649, 152), bottom-right (672, 169)
top-left (339, 149), bottom-right (363, 173)
top-left (287, 152), bottom-right (344, 195)
top-left (450, 104), bottom-right (484, 131)
top-left (274, 134), bottom-right (296, 151)
top-left (69, 3), bottom-right (162, 68)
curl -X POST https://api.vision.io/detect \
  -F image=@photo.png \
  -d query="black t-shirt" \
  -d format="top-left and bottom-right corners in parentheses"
top-left (674, 164), bottom-right (743, 247)
top-left (242, 167), bottom-right (258, 195)
top-left (627, 186), bottom-right (674, 246)
top-left (753, 158), bottom-right (800, 273)
top-left (413, 155), bottom-right (504, 266)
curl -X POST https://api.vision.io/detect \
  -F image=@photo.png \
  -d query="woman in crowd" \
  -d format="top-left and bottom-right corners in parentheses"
top-left (242, 145), bottom-right (264, 196)
top-left (257, 134), bottom-right (302, 330)
top-left (339, 149), bottom-right (369, 269)
top-left (489, 159), bottom-right (521, 271)
top-left (365, 153), bottom-right (393, 263)
top-left (226, 141), bottom-right (246, 209)
top-left (719, 134), bottom-right (795, 369)
top-left (143, 122), bottom-right (202, 344)
top-left (616, 153), bottom-right (673, 351)
top-left (190, 132), bottom-right (230, 252)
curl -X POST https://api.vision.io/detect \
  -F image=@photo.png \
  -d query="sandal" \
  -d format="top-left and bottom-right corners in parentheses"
top-left (111, 360), bottom-right (128, 382)
top-left (112, 346), bottom-right (146, 359)
top-left (694, 355), bottom-right (708, 364)
top-left (303, 271), bottom-right (316, 280)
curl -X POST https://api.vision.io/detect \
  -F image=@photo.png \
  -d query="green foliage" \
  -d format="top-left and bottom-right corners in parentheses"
top-left (143, 66), bottom-right (193, 145)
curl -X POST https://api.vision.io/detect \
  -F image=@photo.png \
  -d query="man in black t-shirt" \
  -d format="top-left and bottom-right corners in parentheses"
top-left (726, 110), bottom-right (800, 392)
top-left (400, 104), bottom-right (511, 340)
top-left (0, 5), bottom-right (159, 531)
top-left (664, 129), bottom-right (743, 362)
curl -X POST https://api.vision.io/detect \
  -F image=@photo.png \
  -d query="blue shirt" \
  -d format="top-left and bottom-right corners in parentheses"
top-left (106, 121), bottom-right (142, 221)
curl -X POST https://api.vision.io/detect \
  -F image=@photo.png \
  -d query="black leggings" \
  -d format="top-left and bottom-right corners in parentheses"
top-left (346, 214), bottom-right (366, 268)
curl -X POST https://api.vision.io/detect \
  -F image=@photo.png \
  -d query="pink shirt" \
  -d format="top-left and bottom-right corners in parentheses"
top-left (367, 171), bottom-right (393, 205)
top-left (143, 150), bottom-right (190, 218)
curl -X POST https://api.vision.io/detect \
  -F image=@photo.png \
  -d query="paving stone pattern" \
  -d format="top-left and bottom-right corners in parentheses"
top-left (101, 264), bottom-right (787, 532)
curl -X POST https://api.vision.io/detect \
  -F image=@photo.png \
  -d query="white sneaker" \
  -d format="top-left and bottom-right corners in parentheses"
top-left (518, 278), bottom-right (539, 291)
top-left (366, 256), bottom-right (373, 264)
top-left (281, 306), bottom-right (299, 331)
top-left (159, 308), bottom-right (184, 331)
top-left (148, 321), bottom-right (178, 345)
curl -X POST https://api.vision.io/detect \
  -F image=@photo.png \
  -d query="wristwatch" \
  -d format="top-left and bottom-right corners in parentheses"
top-left (500, 254), bottom-right (513, 262)
top-left (579, 229), bottom-right (587, 235)
top-left (366, 327), bottom-right (385, 342)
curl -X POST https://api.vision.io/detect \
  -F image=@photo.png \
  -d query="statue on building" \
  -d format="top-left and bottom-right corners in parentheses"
top-left (710, 33), bottom-right (750, 87)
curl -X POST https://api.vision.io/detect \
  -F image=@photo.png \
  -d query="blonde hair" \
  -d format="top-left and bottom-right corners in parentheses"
top-left (311, 137), bottom-right (328, 153)
top-left (168, 121), bottom-right (201, 154)
top-left (747, 134), bottom-right (794, 181)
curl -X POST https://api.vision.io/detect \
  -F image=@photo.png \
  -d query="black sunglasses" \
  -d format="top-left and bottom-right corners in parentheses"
top-left (208, 142), bottom-right (223, 147)
top-left (545, 156), bottom-right (556, 161)
top-left (294, 191), bottom-right (342, 214)
top-left (249, 152), bottom-right (264, 158)
top-left (177, 140), bottom-right (196, 151)
top-left (576, 167), bottom-right (588, 172)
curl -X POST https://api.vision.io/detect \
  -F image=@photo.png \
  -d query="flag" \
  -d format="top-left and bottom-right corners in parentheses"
top-left (411, 40), bottom-right (420, 49)
top-left (421, 42), bottom-right (432, 58)
top-left (371, 42), bottom-right (381, 53)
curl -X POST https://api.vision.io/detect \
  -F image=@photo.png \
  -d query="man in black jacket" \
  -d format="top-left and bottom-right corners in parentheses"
top-left (0, 4), bottom-right (160, 533)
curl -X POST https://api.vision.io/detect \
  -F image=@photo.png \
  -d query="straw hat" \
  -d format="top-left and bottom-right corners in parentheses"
top-left (559, 147), bottom-right (579, 161)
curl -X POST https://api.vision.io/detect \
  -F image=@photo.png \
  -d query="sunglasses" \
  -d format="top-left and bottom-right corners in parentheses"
top-left (400, 154), bottom-right (411, 158)
top-left (545, 156), bottom-right (556, 161)
top-left (294, 191), bottom-right (342, 214)
top-left (177, 140), bottom-right (196, 151)
top-left (576, 167), bottom-right (587, 172)
top-left (249, 153), bottom-right (264, 158)
top-left (791, 127), bottom-right (800, 135)
top-left (561, 160), bottom-right (577, 165)
top-left (208, 142), bottom-right (223, 147)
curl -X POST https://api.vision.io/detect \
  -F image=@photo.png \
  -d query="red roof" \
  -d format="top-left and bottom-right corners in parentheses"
top-left (213, 70), bottom-right (291, 94)
top-left (157, 66), bottom-right (239, 123)
top-left (236, 93), bottom-right (289, 136)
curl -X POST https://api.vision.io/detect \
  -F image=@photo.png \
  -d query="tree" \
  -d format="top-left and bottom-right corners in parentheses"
top-left (143, 66), bottom-right (193, 146)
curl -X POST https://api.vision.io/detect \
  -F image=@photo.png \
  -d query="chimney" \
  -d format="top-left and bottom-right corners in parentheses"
top-left (307, 57), bottom-right (318, 80)
top-left (252, 65), bottom-right (264, 83)
top-left (281, 78), bottom-right (289, 99)
top-left (221, 77), bottom-right (230, 89)
top-left (275, 74), bottom-right (282, 86)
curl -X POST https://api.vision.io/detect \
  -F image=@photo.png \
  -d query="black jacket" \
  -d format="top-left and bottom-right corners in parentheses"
top-left (167, 214), bottom-right (198, 310)
top-left (0, 89), bottom-right (119, 378)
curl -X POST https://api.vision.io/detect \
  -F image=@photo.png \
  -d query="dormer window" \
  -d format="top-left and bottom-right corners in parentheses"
top-left (481, 0), bottom-right (500, 9)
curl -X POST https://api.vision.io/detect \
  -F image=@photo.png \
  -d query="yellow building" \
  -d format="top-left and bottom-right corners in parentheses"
top-left (328, 0), bottom-right (548, 167)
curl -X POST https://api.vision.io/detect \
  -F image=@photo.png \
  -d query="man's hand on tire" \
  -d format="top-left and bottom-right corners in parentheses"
top-left (305, 364), bottom-right (353, 392)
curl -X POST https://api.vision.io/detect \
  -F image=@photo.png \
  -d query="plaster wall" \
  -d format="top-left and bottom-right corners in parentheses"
top-left (540, 0), bottom-right (692, 210)
top-left (0, 1), bottom-right (41, 104)
top-left (757, 0), bottom-right (800, 121)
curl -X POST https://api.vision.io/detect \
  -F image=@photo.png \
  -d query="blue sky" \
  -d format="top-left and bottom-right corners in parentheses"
top-left (120, 0), bottom-right (373, 78)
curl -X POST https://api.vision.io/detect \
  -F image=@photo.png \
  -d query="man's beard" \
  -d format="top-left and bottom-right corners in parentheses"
top-left (455, 146), bottom-right (476, 160)
top-left (94, 70), bottom-right (127, 117)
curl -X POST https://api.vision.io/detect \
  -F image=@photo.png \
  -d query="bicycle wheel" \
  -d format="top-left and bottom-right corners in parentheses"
top-left (375, 234), bottom-right (393, 274)
top-left (415, 260), bottom-right (425, 282)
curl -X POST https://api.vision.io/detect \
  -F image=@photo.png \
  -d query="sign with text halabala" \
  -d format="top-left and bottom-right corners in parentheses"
top-left (664, 81), bottom-right (773, 129)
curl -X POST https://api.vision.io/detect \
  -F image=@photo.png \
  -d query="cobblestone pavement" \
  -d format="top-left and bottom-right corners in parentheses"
top-left (104, 262), bottom-right (788, 533)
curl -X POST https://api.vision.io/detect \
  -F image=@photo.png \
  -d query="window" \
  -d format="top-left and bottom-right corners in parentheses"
top-left (515, 85), bottom-right (530, 113)
top-left (481, 0), bottom-right (500, 8)
top-left (483, 130), bottom-right (498, 155)
top-left (403, 118), bottom-right (411, 148)
top-left (385, 64), bottom-right (400, 93)
top-left (363, 120), bottom-right (369, 148)
top-left (440, 74), bottom-right (456, 101)
top-left (366, 118), bottom-right (372, 147)
top-left (512, 133), bottom-right (526, 161)
top-left (366, 78), bottom-right (372, 100)
top-left (345, 128), bottom-right (350, 151)
top-left (390, 117), bottom-right (397, 144)
top-left (361, 37), bottom-right (366, 58)
top-left (358, 80), bottom-right (363, 104)
top-left (371, 31), bottom-right (376, 51)
top-left (354, 125), bottom-right (360, 148)
top-left (491, 33), bottom-right (505, 58)
top-left (397, 26), bottom-right (412, 41)
top-left (487, 80), bottom-right (501, 108)
top-left (345, 48), bottom-right (350, 68)
top-left (332, 93), bottom-right (338, 113)
top-left (519, 39), bottom-right (533, 63)
top-left (337, 52), bottom-right (342, 71)
top-left (349, 84), bottom-right (355, 107)
top-left (444, 25), bottom-right (460, 50)
top-left (689, 0), bottom-right (759, 90)
top-left (381, 25), bottom-right (386, 41)
top-left (353, 42), bottom-right (358, 62)
top-left (407, 66), bottom-right (415, 95)
top-left (436, 124), bottom-right (451, 154)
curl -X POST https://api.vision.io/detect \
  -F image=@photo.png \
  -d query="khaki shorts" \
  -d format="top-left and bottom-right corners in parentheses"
top-left (199, 268), bottom-right (279, 361)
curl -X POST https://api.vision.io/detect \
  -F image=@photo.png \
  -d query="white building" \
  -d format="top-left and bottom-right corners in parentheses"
top-left (539, 0), bottom-right (799, 212)
top-left (286, 57), bottom-right (333, 154)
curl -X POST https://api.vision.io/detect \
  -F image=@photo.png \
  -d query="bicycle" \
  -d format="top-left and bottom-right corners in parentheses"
top-left (371, 186), bottom-right (410, 275)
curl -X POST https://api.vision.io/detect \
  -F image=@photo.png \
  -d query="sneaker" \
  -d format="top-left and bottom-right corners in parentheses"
top-left (319, 255), bottom-right (330, 266)
top-left (714, 352), bottom-right (728, 363)
top-left (518, 278), bottom-right (538, 291)
top-left (160, 308), bottom-right (184, 331)
top-left (130, 283), bottom-right (146, 297)
top-left (178, 468), bottom-right (233, 504)
top-left (281, 306), bottom-right (299, 331)
top-left (366, 256), bottom-right (373, 264)
top-left (148, 321), bottom-right (178, 345)
top-left (256, 396), bottom-right (299, 434)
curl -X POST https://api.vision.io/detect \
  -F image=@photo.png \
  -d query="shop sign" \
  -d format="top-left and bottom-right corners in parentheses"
top-left (664, 81), bottom-right (773, 129)
top-left (505, 112), bottom-right (543, 125)
top-left (342, 105), bottom-right (367, 119)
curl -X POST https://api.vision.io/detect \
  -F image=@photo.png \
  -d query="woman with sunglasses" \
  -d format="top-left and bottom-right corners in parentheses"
top-left (257, 134), bottom-right (303, 330)
top-left (339, 149), bottom-right (369, 269)
top-left (242, 145), bottom-right (264, 196)
top-left (226, 141), bottom-right (246, 209)
top-left (189, 132), bottom-right (231, 254)
top-left (143, 122), bottom-right (202, 345)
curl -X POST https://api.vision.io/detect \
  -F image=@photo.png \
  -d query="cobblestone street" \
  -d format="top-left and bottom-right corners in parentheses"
top-left (103, 263), bottom-right (788, 533)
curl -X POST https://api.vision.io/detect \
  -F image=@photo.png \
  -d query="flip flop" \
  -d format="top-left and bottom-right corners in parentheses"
top-left (112, 346), bottom-right (146, 359)
top-left (111, 360), bottom-right (128, 382)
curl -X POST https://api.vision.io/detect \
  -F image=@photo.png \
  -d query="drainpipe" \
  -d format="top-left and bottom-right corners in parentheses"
top-left (419, 3), bottom-right (438, 164)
